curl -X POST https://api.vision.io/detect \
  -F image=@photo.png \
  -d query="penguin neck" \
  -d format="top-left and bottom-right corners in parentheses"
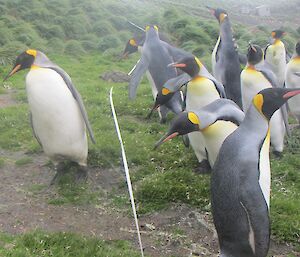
top-left (219, 19), bottom-right (234, 44)
top-left (241, 104), bottom-right (269, 139)
top-left (145, 30), bottom-right (159, 42)
top-left (33, 51), bottom-right (54, 68)
top-left (246, 64), bottom-right (256, 70)
top-left (273, 39), bottom-right (283, 46)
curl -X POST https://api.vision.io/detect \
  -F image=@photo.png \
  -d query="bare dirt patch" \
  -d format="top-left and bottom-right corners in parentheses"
top-left (0, 149), bottom-right (298, 257)
top-left (0, 88), bottom-right (18, 108)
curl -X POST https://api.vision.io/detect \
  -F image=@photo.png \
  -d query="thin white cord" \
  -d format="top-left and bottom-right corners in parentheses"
top-left (109, 87), bottom-right (144, 257)
top-left (128, 59), bottom-right (140, 76)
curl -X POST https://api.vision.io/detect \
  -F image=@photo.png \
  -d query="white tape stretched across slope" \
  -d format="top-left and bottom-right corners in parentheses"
top-left (109, 87), bottom-right (144, 257)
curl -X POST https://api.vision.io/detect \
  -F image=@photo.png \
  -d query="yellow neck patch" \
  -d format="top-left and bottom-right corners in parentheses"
top-left (219, 13), bottom-right (227, 23)
top-left (145, 25), bottom-right (150, 31)
top-left (162, 88), bottom-right (170, 95)
top-left (30, 65), bottom-right (40, 70)
top-left (274, 39), bottom-right (282, 46)
top-left (26, 49), bottom-right (37, 57)
top-left (188, 112), bottom-right (199, 125)
top-left (253, 93), bottom-right (264, 115)
top-left (291, 56), bottom-right (300, 64)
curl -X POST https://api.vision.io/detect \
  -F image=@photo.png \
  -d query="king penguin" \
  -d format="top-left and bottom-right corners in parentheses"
top-left (211, 88), bottom-right (300, 257)
top-left (4, 49), bottom-right (95, 183)
top-left (285, 41), bottom-right (300, 124)
top-left (154, 99), bottom-right (244, 167)
top-left (264, 30), bottom-right (287, 88)
top-left (241, 44), bottom-right (289, 156)
top-left (154, 56), bottom-right (226, 171)
top-left (128, 25), bottom-right (182, 123)
top-left (208, 7), bottom-right (242, 108)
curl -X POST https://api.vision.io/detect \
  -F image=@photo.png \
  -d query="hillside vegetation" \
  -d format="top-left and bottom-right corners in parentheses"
top-left (0, 0), bottom-right (299, 66)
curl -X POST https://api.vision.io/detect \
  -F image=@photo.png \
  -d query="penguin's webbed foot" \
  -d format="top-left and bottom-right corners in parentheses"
top-left (159, 117), bottom-right (167, 124)
top-left (50, 162), bottom-right (66, 185)
top-left (273, 151), bottom-right (283, 159)
top-left (194, 160), bottom-right (211, 174)
top-left (75, 166), bottom-right (88, 183)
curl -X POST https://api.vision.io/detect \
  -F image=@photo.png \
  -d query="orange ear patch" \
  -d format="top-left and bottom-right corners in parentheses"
top-left (253, 93), bottom-right (264, 114)
top-left (129, 39), bottom-right (137, 46)
top-left (188, 112), bottom-right (199, 125)
top-left (26, 49), bottom-right (37, 57)
top-left (162, 88), bottom-right (170, 95)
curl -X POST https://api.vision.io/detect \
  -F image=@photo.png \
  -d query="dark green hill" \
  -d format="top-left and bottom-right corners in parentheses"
top-left (0, 0), bottom-right (298, 66)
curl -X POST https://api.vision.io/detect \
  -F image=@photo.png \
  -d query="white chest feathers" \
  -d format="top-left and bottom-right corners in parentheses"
top-left (259, 129), bottom-right (271, 209)
top-left (265, 41), bottom-right (286, 86)
top-left (241, 68), bottom-right (272, 112)
top-left (285, 57), bottom-right (300, 116)
top-left (186, 77), bottom-right (220, 110)
top-left (26, 68), bottom-right (88, 165)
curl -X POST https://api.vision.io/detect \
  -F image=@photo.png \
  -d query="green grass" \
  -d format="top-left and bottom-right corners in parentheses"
top-left (0, 52), bottom-right (299, 251)
top-left (15, 157), bottom-right (32, 166)
top-left (0, 231), bottom-right (145, 257)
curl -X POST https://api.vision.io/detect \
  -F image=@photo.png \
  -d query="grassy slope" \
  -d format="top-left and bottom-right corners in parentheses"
top-left (0, 52), bottom-right (299, 254)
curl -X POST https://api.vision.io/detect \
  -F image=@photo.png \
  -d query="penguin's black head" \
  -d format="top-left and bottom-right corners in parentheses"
top-left (147, 88), bottom-right (175, 119)
top-left (154, 112), bottom-right (199, 149)
top-left (4, 49), bottom-right (36, 81)
top-left (247, 44), bottom-right (263, 65)
top-left (170, 56), bottom-right (202, 78)
top-left (122, 38), bottom-right (139, 58)
top-left (271, 30), bottom-right (285, 39)
top-left (207, 7), bottom-right (228, 23)
top-left (253, 88), bottom-right (300, 120)
top-left (295, 41), bottom-right (300, 56)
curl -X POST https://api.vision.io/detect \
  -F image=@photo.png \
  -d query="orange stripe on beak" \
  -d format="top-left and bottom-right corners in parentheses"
top-left (283, 90), bottom-right (300, 99)
top-left (163, 132), bottom-right (179, 143)
top-left (172, 63), bottom-right (186, 68)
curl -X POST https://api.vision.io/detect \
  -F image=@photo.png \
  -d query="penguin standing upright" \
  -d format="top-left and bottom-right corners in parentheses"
top-left (265, 30), bottom-right (287, 87)
top-left (128, 25), bottom-right (183, 123)
top-left (154, 99), bottom-right (244, 167)
top-left (241, 44), bottom-right (288, 156)
top-left (155, 56), bottom-right (226, 170)
top-left (4, 50), bottom-right (95, 183)
top-left (285, 41), bottom-right (300, 123)
top-left (209, 7), bottom-right (242, 108)
top-left (211, 88), bottom-right (300, 257)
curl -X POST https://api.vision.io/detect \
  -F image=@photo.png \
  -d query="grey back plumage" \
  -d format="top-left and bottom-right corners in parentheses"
top-left (215, 17), bottom-right (242, 108)
top-left (212, 104), bottom-right (270, 257)
top-left (192, 99), bottom-right (244, 130)
top-left (129, 27), bottom-right (182, 114)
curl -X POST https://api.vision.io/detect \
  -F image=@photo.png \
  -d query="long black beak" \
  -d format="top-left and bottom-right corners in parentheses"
top-left (248, 43), bottom-right (257, 52)
top-left (3, 64), bottom-right (21, 82)
top-left (146, 104), bottom-right (159, 119)
top-left (154, 132), bottom-right (179, 149)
